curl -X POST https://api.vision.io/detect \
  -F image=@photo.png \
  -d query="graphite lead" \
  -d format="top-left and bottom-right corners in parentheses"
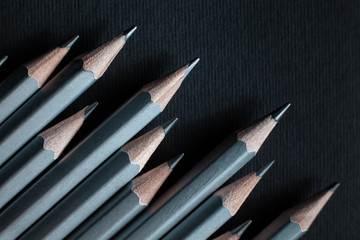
top-left (254, 183), bottom-right (339, 240)
top-left (0, 103), bottom-right (97, 210)
top-left (70, 154), bottom-right (184, 240)
top-left (0, 27), bottom-right (134, 167)
top-left (213, 220), bottom-right (252, 240)
top-left (0, 36), bottom-right (78, 126)
top-left (163, 162), bottom-right (273, 240)
top-left (120, 103), bottom-right (289, 240)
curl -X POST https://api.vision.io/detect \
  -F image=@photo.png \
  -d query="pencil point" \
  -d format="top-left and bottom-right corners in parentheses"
top-left (124, 26), bottom-right (137, 41)
top-left (0, 55), bottom-right (8, 66)
top-left (61, 35), bottom-right (79, 48)
top-left (168, 153), bottom-right (184, 169)
top-left (328, 182), bottom-right (340, 192)
top-left (256, 160), bottom-right (275, 177)
top-left (84, 102), bottom-right (98, 119)
top-left (162, 117), bottom-right (178, 134)
top-left (271, 103), bottom-right (291, 122)
top-left (184, 58), bottom-right (200, 79)
top-left (233, 220), bottom-right (252, 237)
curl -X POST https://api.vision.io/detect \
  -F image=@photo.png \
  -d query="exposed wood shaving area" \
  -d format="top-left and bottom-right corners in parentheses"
top-left (39, 106), bottom-right (86, 159)
top-left (214, 232), bottom-right (239, 240)
top-left (215, 172), bottom-right (260, 216)
top-left (121, 126), bottom-right (165, 170)
top-left (25, 47), bottom-right (70, 87)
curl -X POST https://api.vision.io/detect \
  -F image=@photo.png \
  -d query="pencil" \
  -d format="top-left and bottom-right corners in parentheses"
top-left (0, 55), bottom-right (7, 67)
top-left (163, 162), bottom-right (273, 240)
top-left (0, 36), bottom-right (78, 125)
top-left (117, 103), bottom-right (290, 240)
top-left (0, 27), bottom-right (135, 166)
top-left (0, 102), bottom-right (97, 210)
top-left (213, 220), bottom-right (252, 240)
top-left (253, 183), bottom-right (340, 240)
top-left (20, 118), bottom-right (177, 240)
top-left (70, 154), bottom-right (184, 240)
top-left (0, 59), bottom-right (197, 240)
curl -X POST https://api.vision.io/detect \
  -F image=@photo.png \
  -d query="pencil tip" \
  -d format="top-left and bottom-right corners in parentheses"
top-left (184, 58), bottom-right (200, 79)
top-left (328, 182), bottom-right (340, 192)
top-left (162, 117), bottom-right (179, 134)
top-left (168, 153), bottom-right (184, 169)
top-left (233, 220), bottom-right (252, 237)
top-left (124, 25), bottom-right (137, 41)
top-left (85, 102), bottom-right (98, 119)
top-left (61, 35), bottom-right (80, 48)
top-left (271, 103), bottom-right (291, 122)
top-left (0, 55), bottom-right (8, 66)
top-left (256, 161), bottom-right (275, 177)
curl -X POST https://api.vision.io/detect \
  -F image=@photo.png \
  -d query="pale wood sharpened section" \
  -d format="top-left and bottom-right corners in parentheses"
top-left (121, 126), bottom-right (165, 170)
top-left (142, 65), bottom-right (188, 111)
top-left (132, 162), bottom-right (172, 206)
top-left (25, 47), bottom-right (71, 87)
top-left (237, 116), bottom-right (277, 153)
top-left (214, 232), bottom-right (240, 240)
top-left (39, 106), bottom-right (86, 159)
top-left (215, 172), bottom-right (261, 216)
top-left (81, 34), bottom-right (126, 79)
top-left (287, 188), bottom-right (335, 231)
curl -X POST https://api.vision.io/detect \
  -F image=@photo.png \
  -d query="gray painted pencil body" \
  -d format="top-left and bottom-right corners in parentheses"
top-left (213, 220), bottom-right (252, 240)
top-left (0, 56), bottom-right (7, 67)
top-left (0, 27), bottom-right (139, 240)
top-left (0, 28), bottom-right (133, 167)
top-left (124, 104), bottom-right (290, 240)
top-left (163, 162), bottom-right (272, 240)
top-left (0, 103), bottom-right (96, 210)
top-left (70, 154), bottom-right (183, 240)
top-left (0, 36), bottom-right (78, 126)
top-left (254, 183), bottom-right (339, 240)
top-left (19, 119), bottom-right (175, 240)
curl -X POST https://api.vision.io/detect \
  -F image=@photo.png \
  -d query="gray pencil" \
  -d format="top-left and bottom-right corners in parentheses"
top-left (122, 103), bottom-right (290, 240)
top-left (254, 183), bottom-right (339, 240)
top-left (0, 102), bottom-right (97, 210)
top-left (0, 58), bottom-right (197, 240)
top-left (163, 162), bottom-right (273, 240)
top-left (0, 36), bottom-right (78, 125)
top-left (0, 56), bottom-right (7, 67)
top-left (20, 118), bottom-right (177, 240)
top-left (71, 154), bottom-right (184, 240)
top-left (0, 27), bottom-right (134, 167)
top-left (213, 220), bottom-right (252, 240)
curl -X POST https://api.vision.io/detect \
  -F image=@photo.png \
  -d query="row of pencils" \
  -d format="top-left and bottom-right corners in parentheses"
top-left (0, 26), bottom-right (338, 240)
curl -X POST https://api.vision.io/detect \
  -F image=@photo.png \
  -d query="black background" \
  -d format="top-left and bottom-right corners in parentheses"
top-left (0, 1), bottom-right (359, 239)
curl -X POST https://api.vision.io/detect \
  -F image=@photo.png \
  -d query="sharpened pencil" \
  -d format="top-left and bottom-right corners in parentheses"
top-left (0, 36), bottom-right (78, 125)
top-left (0, 56), bottom-right (7, 67)
top-left (213, 220), bottom-right (252, 240)
top-left (163, 162), bottom-right (273, 240)
top-left (0, 27), bottom-right (135, 167)
top-left (254, 183), bottom-right (339, 240)
top-left (11, 117), bottom-right (176, 240)
top-left (121, 103), bottom-right (290, 240)
top-left (0, 58), bottom-right (197, 240)
top-left (70, 154), bottom-right (184, 240)
top-left (0, 102), bottom-right (97, 210)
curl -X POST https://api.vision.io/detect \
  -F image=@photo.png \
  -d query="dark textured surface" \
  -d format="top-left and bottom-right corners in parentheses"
top-left (0, 1), bottom-right (358, 239)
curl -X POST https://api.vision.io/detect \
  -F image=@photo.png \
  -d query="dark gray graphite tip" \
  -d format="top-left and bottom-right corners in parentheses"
top-left (61, 35), bottom-right (80, 48)
top-left (0, 55), bottom-right (8, 66)
top-left (271, 103), bottom-right (291, 122)
top-left (123, 26), bottom-right (137, 41)
top-left (232, 220), bottom-right (252, 237)
top-left (256, 160), bottom-right (275, 177)
top-left (168, 153), bottom-right (184, 169)
top-left (162, 117), bottom-right (179, 134)
top-left (85, 102), bottom-right (99, 119)
top-left (183, 57), bottom-right (200, 79)
top-left (328, 182), bottom-right (340, 192)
